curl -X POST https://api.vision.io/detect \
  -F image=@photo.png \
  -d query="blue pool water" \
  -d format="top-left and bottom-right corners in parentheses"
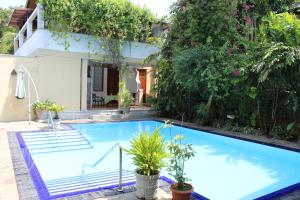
top-left (19, 120), bottom-right (300, 200)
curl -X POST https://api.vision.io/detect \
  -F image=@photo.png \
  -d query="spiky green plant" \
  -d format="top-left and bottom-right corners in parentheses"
top-left (125, 128), bottom-right (168, 176)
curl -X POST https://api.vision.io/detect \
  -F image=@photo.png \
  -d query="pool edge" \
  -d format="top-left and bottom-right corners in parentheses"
top-left (15, 120), bottom-right (300, 199)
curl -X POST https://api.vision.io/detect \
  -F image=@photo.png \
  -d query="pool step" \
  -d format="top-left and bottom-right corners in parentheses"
top-left (21, 130), bottom-right (93, 154)
top-left (91, 113), bottom-right (124, 121)
top-left (45, 170), bottom-right (136, 196)
top-left (29, 145), bottom-right (91, 155)
top-left (22, 130), bottom-right (79, 137)
top-left (28, 140), bottom-right (89, 150)
top-left (24, 136), bottom-right (84, 144)
top-left (29, 144), bottom-right (92, 154)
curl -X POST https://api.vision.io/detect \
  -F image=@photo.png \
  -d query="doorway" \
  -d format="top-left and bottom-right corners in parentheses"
top-left (138, 69), bottom-right (147, 103)
top-left (107, 68), bottom-right (119, 95)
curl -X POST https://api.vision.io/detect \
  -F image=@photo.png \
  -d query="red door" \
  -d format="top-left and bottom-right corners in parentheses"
top-left (107, 68), bottom-right (119, 95)
top-left (138, 69), bottom-right (147, 103)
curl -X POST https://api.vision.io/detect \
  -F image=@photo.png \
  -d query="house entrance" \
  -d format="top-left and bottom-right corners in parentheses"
top-left (87, 60), bottom-right (119, 109)
top-left (107, 68), bottom-right (119, 95)
top-left (138, 69), bottom-right (147, 103)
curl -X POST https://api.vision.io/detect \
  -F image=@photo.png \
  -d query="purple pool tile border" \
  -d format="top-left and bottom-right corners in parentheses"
top-left (254, 182), bottom-right (300, 199)
top-left (16, 129), bottom-right (205, 200)
top-left (68, 119), bottom-right (300, 199)
top-left (16, 132), bottom-right (50, 200)
top-left (15, 119), bottom-right (300, 199)
top-left (16, 131), bottom-right (137, 200)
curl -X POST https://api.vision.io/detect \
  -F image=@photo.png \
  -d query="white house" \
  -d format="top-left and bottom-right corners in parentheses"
top-left (0, 0), bottom-right (160, 121)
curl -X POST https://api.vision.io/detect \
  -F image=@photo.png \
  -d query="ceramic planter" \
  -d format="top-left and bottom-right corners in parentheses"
top-left (135, 171), bottom-right (160, 199)
top-left (170, 183), bottom-right (193, 200)
top-left (35, 110), bottom-right (48, 121)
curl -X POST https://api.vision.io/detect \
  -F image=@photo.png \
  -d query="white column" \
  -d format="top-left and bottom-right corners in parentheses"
top-left (19, 33), bottom-right (24, 47)
top-left (27, 21), bottom-right (33, 38)
top-left (14, 37), bottom-right (18, 53)
top-left (37, 4), bottom-right (45, 29)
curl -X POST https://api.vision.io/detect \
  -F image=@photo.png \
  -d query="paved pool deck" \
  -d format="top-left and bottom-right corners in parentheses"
top-left (1, 119), bottom-right (300, 200)
top-left (0, 120), bottom-right (175, 200)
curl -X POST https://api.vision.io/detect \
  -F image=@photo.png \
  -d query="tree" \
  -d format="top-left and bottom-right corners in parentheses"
top-left (151, 0), bottom-right (300, 140)
top-left (0, 7), bottom-right (17, 54)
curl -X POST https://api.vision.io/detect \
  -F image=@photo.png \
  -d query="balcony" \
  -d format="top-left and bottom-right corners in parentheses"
top-left (14, 4), bottom-right (160, 61)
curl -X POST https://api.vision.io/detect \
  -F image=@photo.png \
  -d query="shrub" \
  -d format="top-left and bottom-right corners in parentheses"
top-left (48, 104), bottom-right (65, 119)
top-left (32, 100), bottom-right (64, 119)
top-left (118, 81), bottom-right (133, 109)
top-left (125, 128), bottom-right (168, 176)
top-left (32, 100), bottom-right (53, 112)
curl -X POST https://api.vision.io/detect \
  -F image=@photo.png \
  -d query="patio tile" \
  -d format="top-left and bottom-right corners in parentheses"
top-left (0, 129), bottom-right (19, 200)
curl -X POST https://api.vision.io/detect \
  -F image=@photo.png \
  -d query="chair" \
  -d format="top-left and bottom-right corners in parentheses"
top-left (92, 94), bottom-right (104, 107)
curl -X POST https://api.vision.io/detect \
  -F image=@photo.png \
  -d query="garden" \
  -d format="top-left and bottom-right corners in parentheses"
top-left (150, 0), bottom-right (300, 142)
top-left (1, 0), bottom-right (299, 141)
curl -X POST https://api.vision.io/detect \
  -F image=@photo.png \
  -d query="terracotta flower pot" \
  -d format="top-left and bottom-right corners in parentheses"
top-left (170, 183), bottom-right (193, 200)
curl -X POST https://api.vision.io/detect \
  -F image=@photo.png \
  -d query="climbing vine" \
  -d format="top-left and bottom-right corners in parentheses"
top-left (38, 0), bottom-right (156, 67)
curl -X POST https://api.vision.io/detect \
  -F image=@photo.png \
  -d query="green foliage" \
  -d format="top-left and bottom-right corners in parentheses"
top-left (118, 81), bottom-right (133, 109)
top-left (253, 42), bottom-right (300, 83)
top-left (251, 12), bottom-right (300, 134)
top-left (151, 0), bottom-right (300, 141)
top-left (32, 100), bottom-right (64, 119)
top-left (259, 12), bottom-right (300, 46)
top-left (125, 128), bottom-right (168, 176)
top-left (0, 27), bottom-right (17, 54)
top-left (0, 7), bottom-right (14, 38)
top-left (167, 134), bottom-right (195, 190)
top-left (48, 104), bottom-right (65, 119)
top-left (0, 8), bottom-right (17, 54)
top-left (169, 0), bottom-right (237, 48)
top-left (32, 100), bottom-right (54, 111)
top-left (38, 0), bottom-right (156, 67)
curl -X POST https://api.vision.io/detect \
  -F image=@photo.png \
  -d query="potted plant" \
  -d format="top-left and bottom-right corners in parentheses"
top-left (48, 103), bottom-right (64, 127)
top-left (118, 80), bottom-right (133, 114)
top-left (32, 100), bottom-right (53, 121)
top-left (125, 128), bottom-right (168, 199)
top-left (167, 134), bottom-right (195, 200)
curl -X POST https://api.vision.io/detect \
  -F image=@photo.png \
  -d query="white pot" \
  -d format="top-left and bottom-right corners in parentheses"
top-left (35, 110), bottom-right (48, 121)
top-left (135, 171), bottom-right (160, 200)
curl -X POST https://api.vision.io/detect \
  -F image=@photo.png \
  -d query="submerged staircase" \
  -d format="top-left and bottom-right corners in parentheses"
top-left (22, 130), bottom-right (93, 154)
top-left (44, 170), bottom-right (136, 196)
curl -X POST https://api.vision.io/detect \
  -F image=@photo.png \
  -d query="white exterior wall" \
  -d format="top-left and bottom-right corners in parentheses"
top-left (0, 54), bottom-right (86, 121)
top-left (15, 29), bottom-right (160, 62)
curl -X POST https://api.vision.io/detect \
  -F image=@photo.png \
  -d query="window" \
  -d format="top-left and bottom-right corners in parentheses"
top-left (93, 67), bottom-right (104, 91)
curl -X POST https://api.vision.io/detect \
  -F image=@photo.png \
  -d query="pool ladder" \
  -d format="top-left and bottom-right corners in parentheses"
top-left (47, 111), bottom-right (59, 142)
top-left (81, 142), bottom-right (124, 191)
top-left (47, 111), bottom-right (56, 131)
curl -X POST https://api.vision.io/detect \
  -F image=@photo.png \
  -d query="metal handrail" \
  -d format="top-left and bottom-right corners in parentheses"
top-left (81, 142), bottom-right (123, 191)
top-left (47, 111), bottom-right (56, 131)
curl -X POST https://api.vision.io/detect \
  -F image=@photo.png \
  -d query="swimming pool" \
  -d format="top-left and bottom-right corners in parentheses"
top-left (17, 120), bottom-right (300, 200)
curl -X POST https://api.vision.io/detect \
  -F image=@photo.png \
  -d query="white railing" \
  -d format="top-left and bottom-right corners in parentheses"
top-left (14, 4), bottom-right (44, 53)
top-left (81, 142), bottom-right (124, 191)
